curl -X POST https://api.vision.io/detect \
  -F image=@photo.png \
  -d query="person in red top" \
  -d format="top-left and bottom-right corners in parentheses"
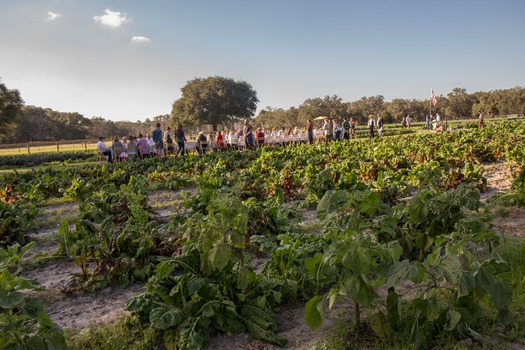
top-left (479, 112), bottom-right (485, 128)
top-left (256, 128), bottom-right (265, 146)
top-left (216, 130), bottom-right (225, 149)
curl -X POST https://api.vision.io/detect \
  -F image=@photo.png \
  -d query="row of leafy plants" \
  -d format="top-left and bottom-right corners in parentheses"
top-left (0, 150), bottom-right (97, 168)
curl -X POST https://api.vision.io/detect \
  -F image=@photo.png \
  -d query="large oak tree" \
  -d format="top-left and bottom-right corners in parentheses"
top-left (0, 79), bottom-right (24, 127)
top-left (170, 76), bottom-right (258, 130)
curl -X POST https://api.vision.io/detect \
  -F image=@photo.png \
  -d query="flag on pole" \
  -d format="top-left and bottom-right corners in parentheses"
top-left (431, 89), bottom-right (438, 106)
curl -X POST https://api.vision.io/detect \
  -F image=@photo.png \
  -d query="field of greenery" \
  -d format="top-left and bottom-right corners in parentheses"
top-left (1, 119), bottom-right (525, 349)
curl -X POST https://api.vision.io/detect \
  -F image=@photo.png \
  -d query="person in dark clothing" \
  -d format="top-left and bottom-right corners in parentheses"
top-left (307, 119), bottom-right (314, 144)
top-left (175, 124), bottom-right (186, 156)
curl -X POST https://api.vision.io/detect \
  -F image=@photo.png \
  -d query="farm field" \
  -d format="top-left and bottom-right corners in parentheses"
top-left (1, 119), bottom-right (525, 350)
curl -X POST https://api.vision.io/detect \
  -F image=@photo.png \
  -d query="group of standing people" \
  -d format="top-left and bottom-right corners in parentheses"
top-left (318, 117), bottom-right (357, 143)
top-left (152, 123), bottom-right (187, 157)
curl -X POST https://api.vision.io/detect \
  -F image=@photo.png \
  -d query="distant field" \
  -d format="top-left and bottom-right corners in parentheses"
top-left (0, 140), bottom-right (97, 156)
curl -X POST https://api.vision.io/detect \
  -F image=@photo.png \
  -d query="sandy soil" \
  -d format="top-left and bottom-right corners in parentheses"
top-left (18, 164), bottom-right (525, 349)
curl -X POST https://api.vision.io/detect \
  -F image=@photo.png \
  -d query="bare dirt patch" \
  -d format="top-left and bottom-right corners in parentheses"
top-left (481, 162), bottom-right (514, 201)
top-left (21, 248), bottom-right (146, 330)
top-left (35, 202), bottom-right (79, 230)
top-left (491, 207), bottom-right (525, 238)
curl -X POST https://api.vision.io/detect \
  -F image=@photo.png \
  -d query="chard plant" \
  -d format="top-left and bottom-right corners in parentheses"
top-left (126, 194), bottom-right (288, 349)
top-left (0, 245), bottom-right (67, 350)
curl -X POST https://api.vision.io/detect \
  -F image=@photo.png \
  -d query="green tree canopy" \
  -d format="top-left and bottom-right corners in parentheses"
top-left (170, 76), bottom-right (258, 130)
top-left (0, 79), bottom-right (24, 127)
top-left (445, 88), bottom-right (477, 119)
top-left (297, 95), bottom-right (347, 125)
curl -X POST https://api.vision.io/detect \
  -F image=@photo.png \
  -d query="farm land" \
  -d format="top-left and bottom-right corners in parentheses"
top-left (1, 119), bottom-right (525, 350)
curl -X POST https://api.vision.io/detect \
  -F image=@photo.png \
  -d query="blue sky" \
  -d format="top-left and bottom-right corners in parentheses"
top-left (1, 0), bottom-right (524, 122)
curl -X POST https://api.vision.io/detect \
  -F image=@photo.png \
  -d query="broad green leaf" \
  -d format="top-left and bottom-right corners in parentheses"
top-left (368, 312), bottom-right (392, 338)
top-left (208, 242), bottom-right (232, 272)
top-left (316, 190), bottom-right (348, 220)
top-left (45, 327), bottom-right (68, 350)
top-left (387, 260), bottom-right (425, 287)
top-left (17, 277), bottom-right (41, 292)
top-left (125, 293), bottom-right (154, 313)
top-left (407, 195), bottom-right (429, 226)
top-left (156, 261), bottom-right (175, 279)
top-left (328, 286), bottom-right (338, 309)
top-left (241, 307), bottom-right (287, 346)
top-left (21, 297), bottom-right (44, 318)
top-left (386, 289), bottom-right (401, 326)
top-left (200, 253), bottom-right (213, 276)
top-left (345, 275), bottom-right (376, 308)
top-left (150, 307), bottom-right (184, 330)
top-left (0, 290), bottom-right (25, 308)
top-left (490, 281), bottom-right (512, 312)
top-left (0, 268), bottom-right (16, 290)
top-left (25, 335), bottom-right (46, 350)
top-left (341, 246), bottom-right (370, 275)
top-left (237, 268), bottom-right (249, 290)
top-left (187, 276), bottom-right (207, 295)
top-left (445, 309), bottom-right (462, 331)
top-left (360, 191), bottom-right (382, 216)
top-left (425, 298), bottom-right (441, 322)
top-left (459, 272), bottom-right (476, 297)
top-left (36, 310), bottom-right (56, 328)
top-left (304, 253), bottom-right (323, 277)
top-left (415, 232), bottom-right (434, 252)
top-left (435, 254), bottom-right (462, 285)
top-left (305, 295), bottom-right (325, 330)
top-left (476, 266), bottom-right (496, 291)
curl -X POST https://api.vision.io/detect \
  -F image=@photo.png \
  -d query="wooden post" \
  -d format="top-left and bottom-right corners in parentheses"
top-left (57, 143), bottom-right (60, 153)
top-left (27, 143), bottom-right (30, 155)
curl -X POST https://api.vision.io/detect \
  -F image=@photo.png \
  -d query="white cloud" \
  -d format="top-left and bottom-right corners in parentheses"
top-left (93, 9), bottom-right (131, 28)
top-left (47, 12), bottom-right (62, 21)
top-left (131, 36), bottom-right (151, 44)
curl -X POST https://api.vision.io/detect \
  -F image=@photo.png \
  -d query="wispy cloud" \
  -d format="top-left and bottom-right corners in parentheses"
top-left (93, 9), bottom-right (131, 28)
top-left (131, 36), bottom-right (151, 44)
top-left (47, 12), bottom-right (62, 21)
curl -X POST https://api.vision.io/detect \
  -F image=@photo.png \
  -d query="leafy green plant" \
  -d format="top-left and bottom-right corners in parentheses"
top-left (126, 195), bottom-right (288, 349)
top-left (54, 219), bottom-right (81, 258)
top-left (0, 242), bottom-right (36, 274)
top-left (252, 231), bottom-right (324, 300)
top-left (393, 185), bottom-right (484, 260)
top-left (0, 268), bottom-right (67, 350)
top-left (385, 234), bottom-right (512, 348)
top-left (0, 200), bottom-right (38, 247)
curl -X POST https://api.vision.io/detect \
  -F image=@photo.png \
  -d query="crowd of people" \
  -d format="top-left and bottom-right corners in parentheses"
top-left (97, 112), bottom-right (482, 163)
top-left (95, 118), bottom-right (369, 163)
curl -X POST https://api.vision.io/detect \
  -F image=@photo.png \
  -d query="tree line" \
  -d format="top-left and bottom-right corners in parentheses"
top-left (255, 87), bottom-right (525, 129)
top-left (1, 76), bottom-right (524, 144)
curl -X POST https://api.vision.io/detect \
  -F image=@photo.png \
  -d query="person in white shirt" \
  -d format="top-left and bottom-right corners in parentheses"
top-left (406, 115), bottom-right (412, 129)
top-left (367, 115), bottom-right (376, 139)
top-left (146, 133), bottom-right (155, 157)
top-left (227, 130), bottom-right (238, 149)
top-left (96, 137), bottom-right (113, 163)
